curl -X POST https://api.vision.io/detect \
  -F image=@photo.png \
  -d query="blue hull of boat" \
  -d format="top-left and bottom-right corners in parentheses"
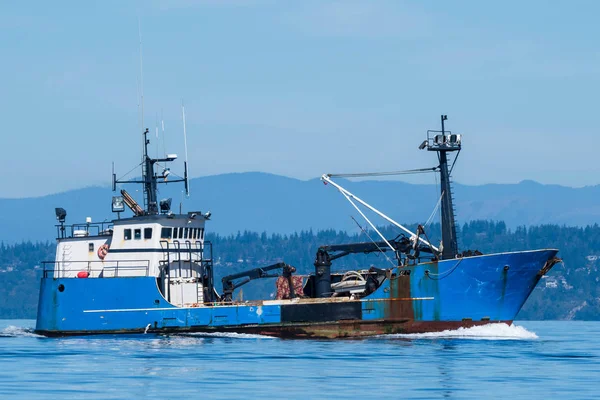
top-left (35, 249), bottom-right (557, 338)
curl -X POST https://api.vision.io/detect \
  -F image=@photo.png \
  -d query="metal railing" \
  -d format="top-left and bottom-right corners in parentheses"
top-left (41, 259), bottom-right (150, 278)
top-left (158, 240), bottom-right (215, 304)
top-left (55, 221), bottom-right (114, 239)
top-left (426, 129), bottom-right (461, 150)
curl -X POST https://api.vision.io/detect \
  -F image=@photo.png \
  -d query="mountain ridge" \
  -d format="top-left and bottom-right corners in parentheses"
top-left (1, 172), bottom-right (599, 243)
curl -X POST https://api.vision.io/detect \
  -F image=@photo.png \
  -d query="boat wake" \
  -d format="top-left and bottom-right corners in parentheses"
top-left (379, 323), bottom-right (538, 341)
top-left (180, 331), bottom-right (276, 340)
top-left (0, 325), bottom-right (44, 338)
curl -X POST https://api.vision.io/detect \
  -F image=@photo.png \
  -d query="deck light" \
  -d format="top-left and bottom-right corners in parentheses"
top-left (160, 198), bottom-right (172, 213)
top-left (112, 196), bottom-right (125, 213)
top-left (448, 134), bottom-right (461, 145)
top-left (55, 208), bottom-right (67, 223)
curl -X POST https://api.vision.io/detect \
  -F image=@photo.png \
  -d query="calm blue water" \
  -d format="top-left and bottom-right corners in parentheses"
top-left (0, 320), bottom-right (598, 399)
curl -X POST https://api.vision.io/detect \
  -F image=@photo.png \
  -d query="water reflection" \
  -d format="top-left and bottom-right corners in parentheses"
top-left (437, 341), bottom-right (458, 398)
top-left (1, 321), bottom-right (599, 399)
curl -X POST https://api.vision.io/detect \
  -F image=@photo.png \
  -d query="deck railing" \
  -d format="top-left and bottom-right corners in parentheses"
top-left (55, 222), bottom-right (114, 239)
top-left (41, 260), bottom-right (150, 278)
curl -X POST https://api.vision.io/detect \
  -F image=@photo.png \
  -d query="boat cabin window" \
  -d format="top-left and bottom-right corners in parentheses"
top-left (88, 243), bottom-right (94, 252)
top-left (184, 228), bottom-right (189, 239)
top-left (161, 227), bottom-right (172, 239)
top-left (144, 227), bottom-right (152, 239)
top-left (134, 229), bottom-right (141, 240)
top-left (124, 229), bottom-right (132, 240)
top-left (178, 227), bottom-right (184, 239)
top-left (192, 228), bottom-right (197, 239)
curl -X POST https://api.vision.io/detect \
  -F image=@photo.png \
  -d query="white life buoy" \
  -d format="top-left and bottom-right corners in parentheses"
top-left (97, 244), bottom-right (109, 260)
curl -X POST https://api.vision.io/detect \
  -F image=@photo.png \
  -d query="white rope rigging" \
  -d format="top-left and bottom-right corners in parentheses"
top-left (321, 175), bottom-right (439, 252)
top-left (351, 216), bottom-right (397, 269)
top-left (424, 190), bottom-right (444, 229)
top-left (339, 189), bottom-right (396, 253)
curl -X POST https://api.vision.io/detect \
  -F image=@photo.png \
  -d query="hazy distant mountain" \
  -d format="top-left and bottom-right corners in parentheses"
top-left (1, 172), bottom-right (599, 243)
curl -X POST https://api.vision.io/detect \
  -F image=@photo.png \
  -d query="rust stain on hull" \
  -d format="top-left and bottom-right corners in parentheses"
top-left (386, 274), bottom-right (413, 321)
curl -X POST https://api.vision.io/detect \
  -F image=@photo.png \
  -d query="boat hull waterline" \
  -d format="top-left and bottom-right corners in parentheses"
top-left (36, 249), bottom-right (557, 338)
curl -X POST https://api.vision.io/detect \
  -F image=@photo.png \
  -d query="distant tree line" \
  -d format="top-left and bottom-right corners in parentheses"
top-left (0, 242), bottom-right (52, 319)
top-left (1, 221), bottom-right (599, 320)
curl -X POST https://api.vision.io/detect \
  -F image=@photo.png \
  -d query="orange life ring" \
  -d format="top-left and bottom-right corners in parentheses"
top-left (97, 244), bottom-right (109, 260)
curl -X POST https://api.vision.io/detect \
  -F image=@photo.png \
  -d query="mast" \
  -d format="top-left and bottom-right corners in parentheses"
top-left (142, 128), bottom-right (158, 213)
top-left (113, 128), bottom-right (188, 215)
top-left (421, 115), bottom-right (461, 259)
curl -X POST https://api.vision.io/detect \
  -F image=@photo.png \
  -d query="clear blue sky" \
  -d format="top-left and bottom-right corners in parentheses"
top-left (1, 0), bottom-right (598, 198)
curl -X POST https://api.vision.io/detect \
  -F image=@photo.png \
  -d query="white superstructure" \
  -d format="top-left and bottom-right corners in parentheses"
top-left (51, 213), bottom-right (210, 307)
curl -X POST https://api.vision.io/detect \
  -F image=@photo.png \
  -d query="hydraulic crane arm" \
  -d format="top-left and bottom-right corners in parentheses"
top-left (221, 262), bottom-right (296, 302)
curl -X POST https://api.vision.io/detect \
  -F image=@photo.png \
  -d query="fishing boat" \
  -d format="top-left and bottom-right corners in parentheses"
top-left (35, 116), bottom-right (560, 338)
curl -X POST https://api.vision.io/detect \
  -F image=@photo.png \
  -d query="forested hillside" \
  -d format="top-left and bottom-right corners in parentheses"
top-left (0, 242), bottom-right (52, 318)
top-left (1, 221), bottom-right (599, 320)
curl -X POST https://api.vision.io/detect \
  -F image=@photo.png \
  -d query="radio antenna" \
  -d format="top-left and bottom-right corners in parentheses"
top-left (155, 113), bottom-right (159, 157)
top-left (136, 74), bottom-right (140, 135)
top-left (137, 17), bottom-right (146, 180)
top-left (161, 109), bottom-right (166, 157)
top-left (138, 18), bottom-right (145, 130)
top-left (182, 101), bottom-right (190, 197)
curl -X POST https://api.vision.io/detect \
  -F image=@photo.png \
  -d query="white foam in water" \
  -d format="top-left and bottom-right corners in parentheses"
top-left (1, 325), bottom-right (44, 338)
top-left (185, 331), bottom-right (276, 339)
top-left (380, 323), bottom-right (538, 340)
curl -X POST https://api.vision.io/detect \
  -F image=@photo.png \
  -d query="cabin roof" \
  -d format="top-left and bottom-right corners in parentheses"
top-left (112, 212), bottom-right (206, 226)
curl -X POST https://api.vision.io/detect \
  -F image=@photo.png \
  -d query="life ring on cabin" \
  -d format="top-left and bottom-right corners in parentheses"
top-left (97, 244), bottom-right (109, 260)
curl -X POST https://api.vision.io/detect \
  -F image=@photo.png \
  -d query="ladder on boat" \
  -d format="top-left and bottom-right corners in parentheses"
top-left (159, 240), bottom-right (215, 304)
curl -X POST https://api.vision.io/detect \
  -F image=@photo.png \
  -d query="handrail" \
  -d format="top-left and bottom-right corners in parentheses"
top-left (55, 221), bottom-right (114, 239)
top-left (41, 259), bottom-right (150, 278)
top-left (159, 240), bottom-right (172, 302)
top-left (158, 239), bottom-right (214, 303)
top-left (159, 239), bottom-right (205, 301)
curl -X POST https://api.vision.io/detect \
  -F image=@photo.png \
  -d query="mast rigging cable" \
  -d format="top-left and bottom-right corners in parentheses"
top-left (326, 167), bottom-right (438, 179)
